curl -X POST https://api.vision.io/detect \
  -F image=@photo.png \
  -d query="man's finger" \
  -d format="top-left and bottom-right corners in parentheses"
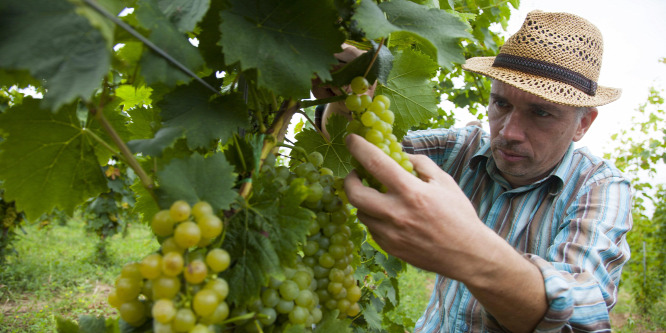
top-left (345, 134), bottom-right (414, 192)
top-left (408, 154), bottom-right (449, 184)
top-left (344, 169), bottom-right (390, 218)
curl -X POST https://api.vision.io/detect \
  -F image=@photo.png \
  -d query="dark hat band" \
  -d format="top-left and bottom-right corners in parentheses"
top-left (492, 54), bottom-right (598, 96)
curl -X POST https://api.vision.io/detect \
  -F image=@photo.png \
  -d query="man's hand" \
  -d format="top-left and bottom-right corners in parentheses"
top-left (343, 133), bottom-right (548, 332)
top-left (343, 133), bottom-right (488, 280)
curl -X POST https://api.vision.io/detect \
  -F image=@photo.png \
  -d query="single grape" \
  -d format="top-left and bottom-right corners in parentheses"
top-left (139, 253), bottom-right (162, 280)
top-left (308, 151), bottom-right (324, 168)
top-left (152, 299), bottom-right (176, 324)
top-left (205, 278), bottom-right (229, 301)
top-left (197, 214), bottom-right (222, 239)
top-left (115, 277), bottom-right (142, 301)
top-left (119, 300), bottom-right (147, 326)
top-left (184, 260), bottom-right (208, 284)
top-left (152, 275), bottom-right (181, 300)
top-left (374, 94), bottom-right (391, 109)
top-left (172, 308), bottom-right (196, 332)
top-left (350, 76), bottom-right (369, 95)
top-left (345, 94), bottom-right (362, 111)
top-left (173, 221), bottom-right (201, 249)
top-left (279, 280), bottom-right (300, 301)
top-left (192, 201), bottom-right (214, 220)
top-left (161, 251), bottom-right (184, 277)
top-left (152, 210), bottom-right (176, 237)
top-left (193, 289), bottom-right (219, 317)
top-left (169, 200), bottom-right (191, 222)
top-left (205, 248), bottom-right (230, 273)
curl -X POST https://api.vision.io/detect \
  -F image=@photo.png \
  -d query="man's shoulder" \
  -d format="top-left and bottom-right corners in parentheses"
top-left (570, 146), bottom-right (629, 183)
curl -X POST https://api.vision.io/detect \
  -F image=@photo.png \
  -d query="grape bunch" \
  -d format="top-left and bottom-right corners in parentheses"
top-left (107, 200), bottom-right (231, 332)
top-left (344, 76), bottom-right (416, 189)
top-left (243, 151), bottom-right (362, 330)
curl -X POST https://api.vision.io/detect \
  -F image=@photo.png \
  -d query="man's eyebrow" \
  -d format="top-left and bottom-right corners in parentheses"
top-left (490, 93), bottom-right (565, 113)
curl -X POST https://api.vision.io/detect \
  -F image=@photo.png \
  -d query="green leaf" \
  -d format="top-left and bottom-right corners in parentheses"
top-left (131, 180), bottom-right (160, 223)
top-left (0, 0), bottom-right (110, 110)
top-left (156, 152), bottom-right (237, 212)
top-left (329, 41), bottom-right (394, 87)
top-left (55, 316), bottom-right (79, 333)
top-left (219, 0), bottom-right (346, 99)
top-left (223, 210), bottom-right (281, 304)
top-left (159, 84), bottom-right (250, 150)
top-left (125, 106), bottom-right (159, 141)
top-left (0, 99), bottom-right (107, 219)
top-left (127, 127), bottom-right (185, 157)
top-left (135, 0), bottom-right (205, 86)
top-left (116, 85), bottom-right (153, 110)
top-left (293, 114), bottom-right (352, 178)
top-left (78, 315), bottom-right (108, 333)
top-left (314, 310), bottom-right (353, 332)
top-left (156, 0), bottom-right (210, 33)
top-left (223, 134), bottom-right (264, 176)
top-left (354, 0), bottom-right (471, 69)
top-left (376, 49), bottom-right (439, 134)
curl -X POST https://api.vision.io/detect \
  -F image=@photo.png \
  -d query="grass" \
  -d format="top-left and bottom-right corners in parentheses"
top-left (0, 219), bottom-right (156, 333)
top-left (0, 219), bottom-right (664, 332)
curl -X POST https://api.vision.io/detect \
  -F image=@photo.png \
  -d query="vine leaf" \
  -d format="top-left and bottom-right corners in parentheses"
top-left (156, 152), bottom-right (237, 212)
top-left (0, 0), bottom-right (110, 111)
top-left (293, 114), bottom-right (352, 178)
top-left (0, 99), bottom-right (108, 219)
top-left (353, 0), bottom-right (471, 70)
top-left (219, 0), bottom-right (346, 99)
top-left (135, 0), bottom-right (205, 86)
top-left (329, 41), bottom-right (394, 88)
top-left (159, 84), bottom-right (250, 150)
top-left (223, 176), bottom-right (312, 304)
top-left (376, 49), bottom-right (439, 136)
top-left (155, 0), bottom-right (210, 33)
top-left (127, 127), bottom-right (185, 157)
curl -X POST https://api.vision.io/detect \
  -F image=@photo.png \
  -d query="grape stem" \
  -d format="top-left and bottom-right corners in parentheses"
top-left (364, 37), bottom-right (386, 78)
top-left (239, 99), bottom-right (300, 199)
top-left (300, 95), bottom-right (346, 108)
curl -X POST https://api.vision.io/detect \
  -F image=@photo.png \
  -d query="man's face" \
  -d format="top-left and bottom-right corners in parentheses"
top-left (487, 81), bottom-right (597, 187)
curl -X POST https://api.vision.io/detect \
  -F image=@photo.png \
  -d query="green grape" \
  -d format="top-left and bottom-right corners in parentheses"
top-left (173, 221), bottom-right (201, 249)
top-left (197, 214), bottom-right (222, 239)
top-left (318, 252), bottom-right (335, 268)
top-left (205, 248), bottom-right (230, 273)
top-left (295, 289), bottom-right (314, 308)
top-left (303, 240), bottom-right (319, 256)
top-left (308, 151), bottom-right (324, 168)
top-left (161, 251), bottom-right (184, 277)
top-left (140, 253), bottom-right (162, 280)
top-left (350, 76), bottom-right (369, 95)
top-left (107, 290), bottom-right (122, 309)
top-left (288, 306), bottom-right (309, 325)
top-left (359, 94), bottom-right (373, 108)
top-left (200, 301), bottom-right (229, 325)
top-left (189, 324), bottom-right (212, 333)
top-left (119, 300), bottom-right (147, 326)
top-left (374, 94), bottom-right (391, 109)
top-left (261, 288), bottom-right (280, 308)
top-left (291, 270), bottom-right (312, 290)
top-left (347, 285), bottom-right (362, 303)
top-left (279, 280), bottom-right (299, 301)
top-left (364, 128), bottom-right (384, 145)
top-left (172, 308), bottom-right (196, 332)
top-left (305, 182), bottom-right (324, 203)
top-left (152, 299), bottom-right (176, 324)
top-left (360, 111), bottom-right (378, 127)
top-left (311, 307), bottom-right (323, 324)
top-left (276, 299), bottom-right (294, 314)
top-left (258, 307), bottom-right (277, 326)
top-left (161, 237), bottom-right (184, 255)
top-left (169, 200), bottom-right (191, 222)
top-left (367, 100), bottom-right (384, 113)
top-left (152, 210), bottom-right (176, 237)
top-left (152, 275), bottom-right (181, 300)
top-left (192, 201), bottom-right (213, 220)
top-left (193, 289), bottom-right (219, 317)
top-left (184, 260), bottom-right (208, 284)
top-left (205, 278), bottom-right (229, 301)
top-left (120, 262), bottom-right (143, 280)
top-left (378, 108), bottom-right (395, 124)
top-left (347, 302), bottom-right (361, 317)
top-left (115, 277), bottom-right (142, 301)
top-left (345, 94), bottom-right (363, 111)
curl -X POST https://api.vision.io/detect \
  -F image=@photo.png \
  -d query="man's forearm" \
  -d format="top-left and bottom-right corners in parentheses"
top-left (462, 227), bottom-right (548, 332)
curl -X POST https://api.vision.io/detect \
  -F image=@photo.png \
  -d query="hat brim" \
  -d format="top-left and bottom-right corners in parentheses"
top-left (462, 57), bottom-right (622, 107)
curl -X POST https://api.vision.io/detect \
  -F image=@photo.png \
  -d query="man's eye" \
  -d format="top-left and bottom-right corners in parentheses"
top-left (534, 109), bottom-right (550, 117)
top-left (494, 100), bottom-right (509, 108)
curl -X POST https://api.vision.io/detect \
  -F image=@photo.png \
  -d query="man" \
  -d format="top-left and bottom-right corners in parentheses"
top-left (343, 10), bottom-right (632, 332)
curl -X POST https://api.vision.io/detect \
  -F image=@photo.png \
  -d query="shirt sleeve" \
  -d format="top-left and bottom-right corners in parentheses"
top-left (525, 168), bottom-right (633, 332)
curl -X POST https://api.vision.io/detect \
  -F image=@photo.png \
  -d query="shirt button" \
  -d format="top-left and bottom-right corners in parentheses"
top-left (461, 322), bottom-right (469, 332)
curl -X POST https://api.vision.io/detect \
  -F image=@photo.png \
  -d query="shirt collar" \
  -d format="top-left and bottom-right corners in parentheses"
top-left (469, 141), bottom-right (573, 194)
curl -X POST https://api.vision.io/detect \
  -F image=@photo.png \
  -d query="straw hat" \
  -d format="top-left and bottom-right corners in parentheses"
top-left (462, 10), bottom-right (621, 107)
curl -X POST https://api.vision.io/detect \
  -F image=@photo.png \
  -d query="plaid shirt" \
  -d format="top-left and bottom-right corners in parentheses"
top-left (403, 126), bottom-right (632, 333)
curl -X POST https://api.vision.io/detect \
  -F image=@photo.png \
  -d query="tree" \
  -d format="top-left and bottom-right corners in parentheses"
top-left (605, 63), bottom-right (666, 320)
top-left (0, 0), bottom-right (516, 331)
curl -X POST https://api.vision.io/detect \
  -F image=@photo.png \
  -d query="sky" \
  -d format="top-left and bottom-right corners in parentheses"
top-left (463, 0), bottom-right (666, 156)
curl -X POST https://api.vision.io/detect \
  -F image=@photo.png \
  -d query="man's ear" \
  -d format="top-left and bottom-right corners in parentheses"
top-left (573, 107), bottom-right (598, 142)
